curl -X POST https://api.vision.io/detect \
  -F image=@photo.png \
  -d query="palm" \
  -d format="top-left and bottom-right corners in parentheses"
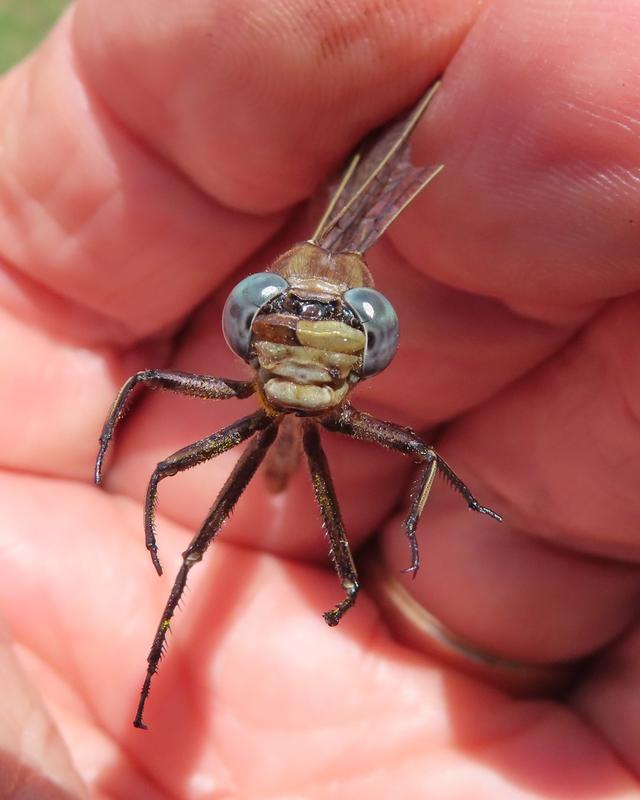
top-left (1, 0), bottom-right (639, 797)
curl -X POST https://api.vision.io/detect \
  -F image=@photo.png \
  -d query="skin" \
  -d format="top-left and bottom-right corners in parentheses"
top-left (0, 0), bottom-right (638, 796)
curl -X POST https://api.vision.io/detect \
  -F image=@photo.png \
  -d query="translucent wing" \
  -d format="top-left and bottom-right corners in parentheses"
top-left (310, 80), bottom-right (444, 255)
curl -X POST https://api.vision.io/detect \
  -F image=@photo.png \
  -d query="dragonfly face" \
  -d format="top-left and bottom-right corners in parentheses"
top-left (222, 242), bottom-right (400, 414)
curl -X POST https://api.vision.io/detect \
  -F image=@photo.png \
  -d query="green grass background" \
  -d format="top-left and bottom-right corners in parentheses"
top-left (0, 0), bottom-right (69, 72)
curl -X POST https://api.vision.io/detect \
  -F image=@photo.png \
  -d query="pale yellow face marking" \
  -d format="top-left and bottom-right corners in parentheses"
top-left (255, 318), bottom-right (363, 412)
top-left (255, 341), bottom-right (359, 380)
top-left (296, 319), bottom-right (365, 354)
top-left (264, 379), bottom-right (349, 411)
top-left (270, 361), bottom-right (332, 384)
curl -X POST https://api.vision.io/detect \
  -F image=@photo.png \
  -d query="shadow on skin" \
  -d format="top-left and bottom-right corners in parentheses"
top-left (442, 671), bottom-right (636, 798)
top-left (0, 751), bottom-right (82, 800)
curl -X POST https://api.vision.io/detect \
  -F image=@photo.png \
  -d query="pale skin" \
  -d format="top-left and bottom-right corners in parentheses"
top-left (0, 0), bottom-right (639, 797)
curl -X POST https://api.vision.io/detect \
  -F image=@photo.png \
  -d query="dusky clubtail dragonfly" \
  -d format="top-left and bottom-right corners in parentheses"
top-left (95, 80), bottom-right (502, 729)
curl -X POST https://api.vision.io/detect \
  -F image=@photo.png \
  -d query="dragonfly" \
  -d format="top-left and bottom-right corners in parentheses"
top-left (95, 80), bottom-right (502, 729)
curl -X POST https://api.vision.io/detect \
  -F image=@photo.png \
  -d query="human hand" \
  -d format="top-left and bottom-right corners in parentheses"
top-left (0, 0), bottom-right (639, 797)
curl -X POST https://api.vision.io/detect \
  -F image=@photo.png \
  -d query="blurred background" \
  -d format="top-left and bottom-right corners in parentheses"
top-left (0, 0), bottom-right (69, 72)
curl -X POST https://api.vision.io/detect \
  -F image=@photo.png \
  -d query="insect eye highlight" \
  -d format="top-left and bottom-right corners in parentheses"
top-left (343, 287), bottom-right (399, 377)
top-left (222, 273), bottom-right (289, 360)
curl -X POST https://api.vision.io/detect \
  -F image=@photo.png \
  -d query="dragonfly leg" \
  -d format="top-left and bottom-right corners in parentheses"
top-left (134, 420), bottom-right (279, 730)
top-left (401, 455), bottom-right (438, 575)
top-left (144, 410), bottom-right (272, 575)
top-left (322, 407), bottom-right (502, 575)
top-left (302, 421), bottom-right (359, 626)
top-left (432, 453), bottom-right (503, 522)
top-left (95, 369), bottom-right (255, 485)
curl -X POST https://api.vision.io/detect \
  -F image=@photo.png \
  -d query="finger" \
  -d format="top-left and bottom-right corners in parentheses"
top-left (73, 0), bottom-right (482, 212)
top-left (0, 621), bottom-right (86, 798)
top-left (384, 291), bottom-right (640, 665)
top-left (573, 624), bottom-right (640, 777)
top-left (399, 0), bottom-right (640, 311)
top-left (13, 645), bottom-right (168, 800)
top-left (1, 472), bottom-right (635, 798)
top-left (0, 12), bottom-right (280, 341)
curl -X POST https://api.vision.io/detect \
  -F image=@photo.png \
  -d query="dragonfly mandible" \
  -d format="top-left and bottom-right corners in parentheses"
top-left (94, 80), bottom-right (502, 729)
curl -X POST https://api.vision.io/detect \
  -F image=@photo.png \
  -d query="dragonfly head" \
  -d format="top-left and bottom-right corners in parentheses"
top-left (222, 243), bottom-right (399, 413)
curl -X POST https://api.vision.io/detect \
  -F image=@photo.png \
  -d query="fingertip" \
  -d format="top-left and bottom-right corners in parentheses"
top-left (72, 0), bottom-right (483, 212)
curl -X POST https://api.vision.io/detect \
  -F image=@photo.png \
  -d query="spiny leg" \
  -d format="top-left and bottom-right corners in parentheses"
top-left (323, 406), bottom-right (502, 518)
top-left (433, 453), bottom-right (503, 521)
top-left (322, 406), bottom-right (502, 573)
top-left (302, 421), bottom-right (359, 627)
top-left (144, 410), bottom-right (272, 574)
top-left (95, 370), bottom-right (255, 484)
top-left (403, 456), bottom-right (437, 575)
top-left (134, 420), bottom-right (279, 730)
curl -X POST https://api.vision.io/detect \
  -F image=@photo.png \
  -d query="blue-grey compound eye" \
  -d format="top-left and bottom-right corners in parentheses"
top-left (343, 287), bottom-right (399, 377)
top-left (222, 273), bottom-right (289, 359)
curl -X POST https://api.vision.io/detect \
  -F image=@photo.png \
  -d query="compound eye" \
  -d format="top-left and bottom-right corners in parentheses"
top-left (343, 287), bottom-right (399, 377)
top-left (222, 273), bottom-right (289, 359)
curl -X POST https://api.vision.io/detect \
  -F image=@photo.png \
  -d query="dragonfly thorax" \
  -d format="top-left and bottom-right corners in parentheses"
top-left (270, 242), bottom-right (374, 295)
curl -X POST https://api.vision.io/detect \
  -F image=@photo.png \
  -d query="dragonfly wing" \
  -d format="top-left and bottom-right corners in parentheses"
top-left (311, 81), bottom-right (443, 254)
